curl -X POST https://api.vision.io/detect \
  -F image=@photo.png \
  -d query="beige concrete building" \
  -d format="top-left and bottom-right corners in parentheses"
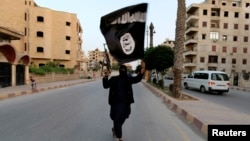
top-left (0, 0), bottom-right (87, 87)
top-left (185, 0), bottom-right (250, 86)
top-left (161, 38), bottom-right (175, 48)
top-left (87, 48), bottom-right (118, 71)
top-left (0, 27), bottom-right (30, 87)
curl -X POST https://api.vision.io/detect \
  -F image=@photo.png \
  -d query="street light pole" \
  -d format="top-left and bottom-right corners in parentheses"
top-left (146, 25), bottom-right (149, 49)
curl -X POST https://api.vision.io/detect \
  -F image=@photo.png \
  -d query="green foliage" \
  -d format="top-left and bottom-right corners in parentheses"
top-left (144, 45), bottom-right (174, 72)
top-left (135, 64), bottom-right (141, 74)
top-left (158, 79), bottom-right (164, 89)
top-left (29, 66), bottom-right (46, 75)
top-left (29, 61), bottom-right (74, 75)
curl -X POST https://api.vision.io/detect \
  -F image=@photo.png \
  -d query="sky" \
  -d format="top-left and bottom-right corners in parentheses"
top-left (35, 0), bottom-right (204, 67)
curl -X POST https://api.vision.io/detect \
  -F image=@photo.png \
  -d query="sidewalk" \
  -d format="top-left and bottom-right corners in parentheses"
top-left (0, 78), bottom-right (249, 138)
top-left (142, 81), bottom-right (250, 137)
top-left (0, 79), bottom-right (95, 100)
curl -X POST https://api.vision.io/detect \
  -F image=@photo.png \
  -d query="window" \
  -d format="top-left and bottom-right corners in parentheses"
top-left (37, 47), bottom-right (44, 52)
top-left (66, 22), bottom-right (71, 26)
top-left (25, 27), bottom-right (27, 36)
top-left (246, 3), bottom-right (250, 8)
top-left (244, 36), bottom-right (248, 42)
top-left (211, 73), bottom-right (229, 81)
top-left (224, 11), bottom-right (228, 17)
top-left (243, 48), bottom-right (248, 53)
top-left (208, 56), bottom-right (218, 63)
top-left (39, 64), bottom-right (45, 67)
top-left (233, 36), bottom-right (238, 41)
top-left (37, 16), bottom-right (44, 22)
top-left (245, 13), bottom-right (249, 19)
top-left (223, 23), bottom-right (228, 29)
top-left (245, 24), bottom-right (249, 30)
top-left (222, 46), bottom-right (227, 53)
top-left (232, 47), bottom-right (237, 53)
top-left (210, 32), bottom-right (219, 41)
top-left (65, 50), bottom-right (70, 54)
top-left (202, 34), bottom-right (206, 40)
top-left (221, 58), bottom-right (226, 64)
top-left (202, 21), bottom-right (207, 27)
top-left (235, 12), bottom-right (239, 18)
top-left (194, 73), bottom-right (208, 79)
top-left (200, 57), bottom-right (205, 63)
top-left (232, 3), bottom-right (237, 7)
top-left (66, 36), bottom-right (71, 40)
top-left (24, 13), bottom-right (27, 21)
top-left (222, 35), bottom-right (227, 41)
top-left (234, 24), bottom-right (238, 29)
top-left (212, 0), bottom-right (215, 5)
top-left (212, 45), bottom-right (216, 52)
top-left (232, 58), bottom-right (236, 64)
top-left (203, 10), bottom-right (207, 15)
top-left (242, 59), bottom-right (247, 65)
top-left (211, 23), bottom-right (216, 28)
top-left (222, 2), bottom-right (226, 6)
top-left (36, 31), bottom-right (43, 37)
top-left (211, 11), bottom-right (217, 16)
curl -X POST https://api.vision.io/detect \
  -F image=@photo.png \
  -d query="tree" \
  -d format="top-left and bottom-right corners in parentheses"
top-left (144, 45), bottom-right (174, 82)
top-left (173, 0), bottom-right (186, 98)
top-left (144, 45), bottom-right (174, 72)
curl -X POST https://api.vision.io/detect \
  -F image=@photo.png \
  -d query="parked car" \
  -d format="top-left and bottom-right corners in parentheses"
top-left (183, 70), bottom-right (230, 94)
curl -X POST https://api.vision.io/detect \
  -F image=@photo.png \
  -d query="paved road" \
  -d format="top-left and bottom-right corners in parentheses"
top-left (0, 80), bottom-right (205, 141)
top-left (164, 79), bottom-right (250, 115)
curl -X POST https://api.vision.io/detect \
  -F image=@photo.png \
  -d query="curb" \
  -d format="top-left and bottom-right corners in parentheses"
top-left (0, 79), bottom-right (95, 101)
top-left (142, 81), bottom-right (208, 136)
top-left (230, 86), bottom-right (250, 92)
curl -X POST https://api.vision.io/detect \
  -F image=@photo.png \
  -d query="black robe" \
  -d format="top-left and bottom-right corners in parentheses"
top-left (103, 73), bottom-right (144, 120)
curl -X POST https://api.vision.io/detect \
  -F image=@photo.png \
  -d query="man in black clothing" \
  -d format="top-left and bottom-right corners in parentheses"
top-left (102, 60), bottom-right (145, 141)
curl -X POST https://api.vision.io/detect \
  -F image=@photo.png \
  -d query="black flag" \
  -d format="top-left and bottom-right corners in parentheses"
top-left (100, 3), bottom-right (148, 64)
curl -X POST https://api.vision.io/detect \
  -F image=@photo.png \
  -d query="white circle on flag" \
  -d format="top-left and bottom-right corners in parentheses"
top-left (120, 33), bottom-right (135, 55)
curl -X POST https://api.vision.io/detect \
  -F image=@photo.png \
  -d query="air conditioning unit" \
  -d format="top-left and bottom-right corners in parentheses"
top-left (232, 65), bottom-right (236, 68)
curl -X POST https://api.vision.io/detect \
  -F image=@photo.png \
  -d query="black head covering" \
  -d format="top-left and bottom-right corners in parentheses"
top-left (119, 65), bottom-right (127, 77)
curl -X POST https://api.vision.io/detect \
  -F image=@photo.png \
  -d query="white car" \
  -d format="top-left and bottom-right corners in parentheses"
top-left (183, 71), bottom-right (230, 94)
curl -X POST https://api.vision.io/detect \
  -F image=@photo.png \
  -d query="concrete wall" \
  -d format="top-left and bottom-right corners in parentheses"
top-left (30, 73), bottom-right (81, 84)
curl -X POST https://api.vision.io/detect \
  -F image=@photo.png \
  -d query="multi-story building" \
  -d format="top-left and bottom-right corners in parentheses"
top-left (184, 0), bottom-right (250, 83)
top-left (0, 0), bottom-right (87, 87)
top-left (161, 38), bottom-right (175, 48)
top-left (87, 48), bottom-right (118, 71)
top-left (0, 27), bottom-right (30, 87)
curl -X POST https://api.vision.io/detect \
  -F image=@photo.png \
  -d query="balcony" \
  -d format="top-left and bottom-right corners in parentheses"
top-left (186, 15), bottom-right (199, 25)
top-left (183, 60), bottom-right (197, 67)
top-left (185, 25), bottom-right (198, 35)
top-left (183, 48), bottom-right (197, 56)
top-left (184, 38), bottom-right (198, 46)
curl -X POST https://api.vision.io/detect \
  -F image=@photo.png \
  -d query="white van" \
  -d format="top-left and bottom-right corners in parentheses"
top-left (183, 71), bottom-right (230, 94)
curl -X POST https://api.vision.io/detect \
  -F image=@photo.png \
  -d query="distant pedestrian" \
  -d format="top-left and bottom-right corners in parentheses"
top-left (93, 72), bottom-right (96, 79)
top-left (30, 76), bottom-right (37, 92)
top-left (102, 59), bottom-right (145, 141)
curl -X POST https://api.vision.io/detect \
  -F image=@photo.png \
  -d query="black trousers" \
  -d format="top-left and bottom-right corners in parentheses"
top-left (110, 104), bottom-right (131, 138)
top-left (113, 118), bottom-right (126, 138)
